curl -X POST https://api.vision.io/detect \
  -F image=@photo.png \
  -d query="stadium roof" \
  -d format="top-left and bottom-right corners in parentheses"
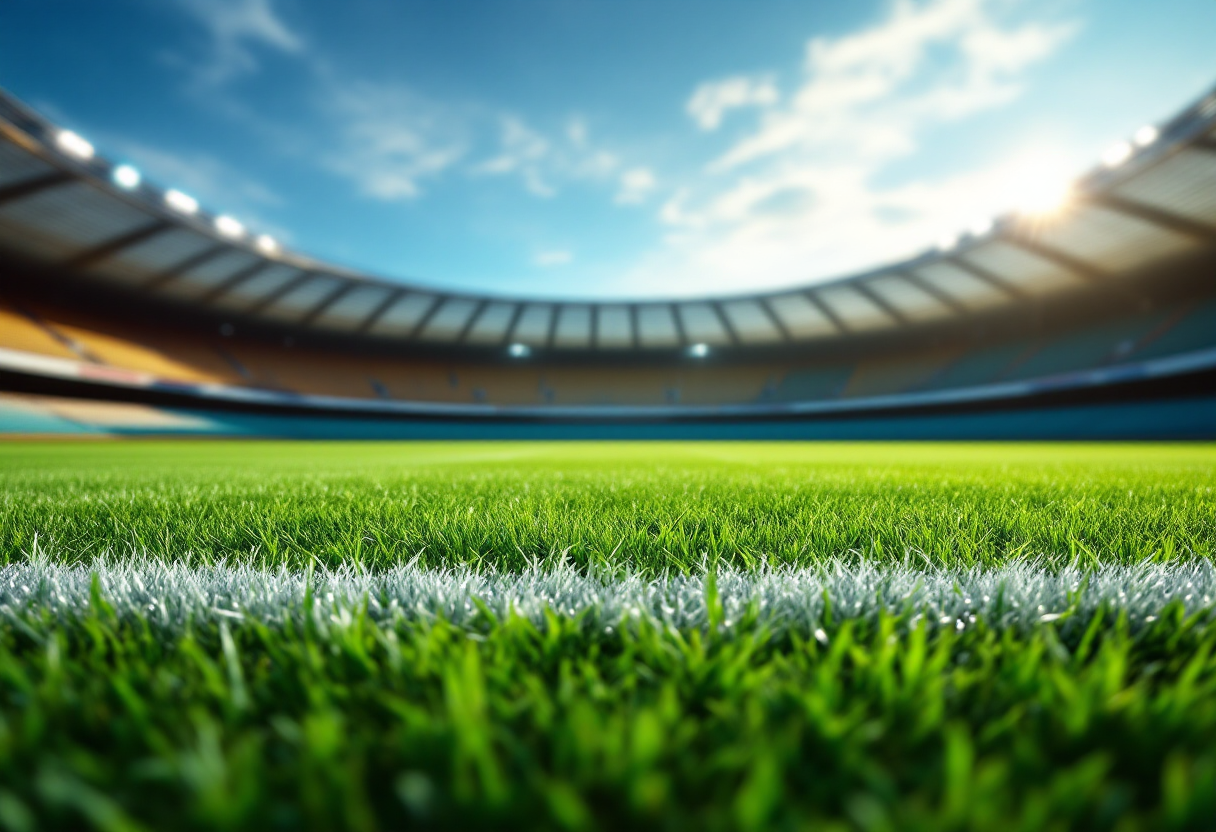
top-left (3, 85), bottom-right (1216, 356)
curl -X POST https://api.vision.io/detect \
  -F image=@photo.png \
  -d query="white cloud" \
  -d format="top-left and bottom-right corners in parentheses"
top-left (171, 0), bottom-right (302, 86)
top-left (619, 0), bottom-right (1078, 296)
top-left (472, 115), bottom-right (624, 198)
top-left (615, 167), bottom-right (657, 204)
top-left (476, 118), bottom-right (550, 175)
top-left (473, 117), bottom-right (556, 197)
top-left (566, 118), bottom-right (589, 147)
top-left (163, 0), bottom-right (649, 214)
top-left (714, 0), bottom-right (1075, 171)
top-left (573, 149), bottom-right (620, 180)
top-left (686, 76), bottom-right (779, 130)
top-left (323, 82), bottom-right (468, 201)
top-left (534, 250), bottom-right (573, 267)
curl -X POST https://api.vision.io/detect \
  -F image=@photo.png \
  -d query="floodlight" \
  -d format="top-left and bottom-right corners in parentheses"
top-left (256, 234), bottom-right (279, 254)
top-left (215, 215), bottom-right (245, 239)
top-left (1102, 141), bottom-right (1133, 168)
top-left (508, 343), bottom-right (531, 358)
top-left (56, 130), bottom-right (94, 160)
top-left (1133, 125), bottom-right (1159, 147)
top-left (688, 343), bottom-right (710, 358)
top-left (164, 189), bottom-right (199, 215)
top-left (112, 164), bottom-right (141, 190)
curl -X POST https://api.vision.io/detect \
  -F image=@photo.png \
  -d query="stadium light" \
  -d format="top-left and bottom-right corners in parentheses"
top-left (508, 343), bottom-right (531, 358)
top-left (688, 343), bottom-right (710, 358)
top-left (112, 165), bottom-right (141, 190)
top-left (1102, 141), bottom-right (1133, 168)
top-left (215, 215), bottom-right (245, 239)
top-left (164, 189), bottom-right (199, 215)
top-left (1133, 125), bottom-right (1159, 147)
top-left (255, 234), bottom-right (279, 255)
top-left (56, 130), bottom-right (94, 160)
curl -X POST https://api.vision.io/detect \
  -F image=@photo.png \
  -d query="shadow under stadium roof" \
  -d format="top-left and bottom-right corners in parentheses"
top-left (3, 86), bottom-right (1216, 357)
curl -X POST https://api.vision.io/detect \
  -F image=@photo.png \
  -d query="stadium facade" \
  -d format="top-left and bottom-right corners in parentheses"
top-left (1, 86), bottom-right (1215, 438)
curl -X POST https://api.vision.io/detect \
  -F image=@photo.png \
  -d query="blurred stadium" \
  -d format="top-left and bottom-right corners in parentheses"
top-left (6, 55), bottom-right (1216, 831)
top-left (3, 84), bottom-right (1216, 439)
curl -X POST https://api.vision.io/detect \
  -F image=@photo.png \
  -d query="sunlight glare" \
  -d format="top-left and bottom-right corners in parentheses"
top-left (999, 152), bottom-right (1075, 218)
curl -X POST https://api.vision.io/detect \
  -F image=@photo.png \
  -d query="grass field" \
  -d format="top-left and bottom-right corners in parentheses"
top-left (1, 441), bottom-right (1215, 831)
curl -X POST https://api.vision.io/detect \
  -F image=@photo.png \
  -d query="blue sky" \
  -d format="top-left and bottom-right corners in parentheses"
top-left (2, 0), bottom-right (1214, 299)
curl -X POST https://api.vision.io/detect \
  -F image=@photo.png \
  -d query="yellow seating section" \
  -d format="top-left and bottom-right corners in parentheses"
top-left (0, 295), bottom-right (897, 407)
top-left (1, 299), bottom-right (244, 384)
top-left (0, 302), bottom-right (78, 360)
top-left (54, 322), bottom-right (232, 384)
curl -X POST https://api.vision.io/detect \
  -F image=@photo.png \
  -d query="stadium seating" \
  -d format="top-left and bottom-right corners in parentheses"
top-left (1129, 297), bottom-right (1216, 362)
top-left (1, 83), bottom-right (1215, 435)
top-left (842, 348), bottom-right (966, 398)
top-left (2, 288), bottom-right (1215, 410)
top-left (917, 342), bottom-right (1031, 392)
top-left (0, 300), bottom-right (77, 360)
top-left (772, 366), bottom-right (854, 403)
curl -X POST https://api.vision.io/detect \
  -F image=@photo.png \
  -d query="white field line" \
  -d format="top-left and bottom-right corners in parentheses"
top-left (2, 558), bottom-right (1214, 637)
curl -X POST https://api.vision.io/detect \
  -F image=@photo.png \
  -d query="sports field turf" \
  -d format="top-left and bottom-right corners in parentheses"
top-left (1, 441), bottom-right (1215, 830)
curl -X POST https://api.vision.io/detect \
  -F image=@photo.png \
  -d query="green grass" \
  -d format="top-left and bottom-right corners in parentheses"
top-left (2, 441), bottom-right (1213, 571)
top-left (1, 440), bottom-right (1216, 831)
top-left (5, 595), bottom-right (1216, 832)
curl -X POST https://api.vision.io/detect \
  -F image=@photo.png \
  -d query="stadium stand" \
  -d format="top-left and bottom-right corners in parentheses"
top-left (2, 84), bottom-right (1216, 437)
top-left (842, 348), bottom-right (965, 399)
top-left (0, 300), bottom-right (77, 360)
top-left (1130, 297), bottom-right (1216, 362)
top-left (772, 366), bottom-right (855, 403)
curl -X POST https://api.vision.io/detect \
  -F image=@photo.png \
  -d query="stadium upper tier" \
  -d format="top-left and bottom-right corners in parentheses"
top-left (3, 86), bottom-right (1216, 358)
